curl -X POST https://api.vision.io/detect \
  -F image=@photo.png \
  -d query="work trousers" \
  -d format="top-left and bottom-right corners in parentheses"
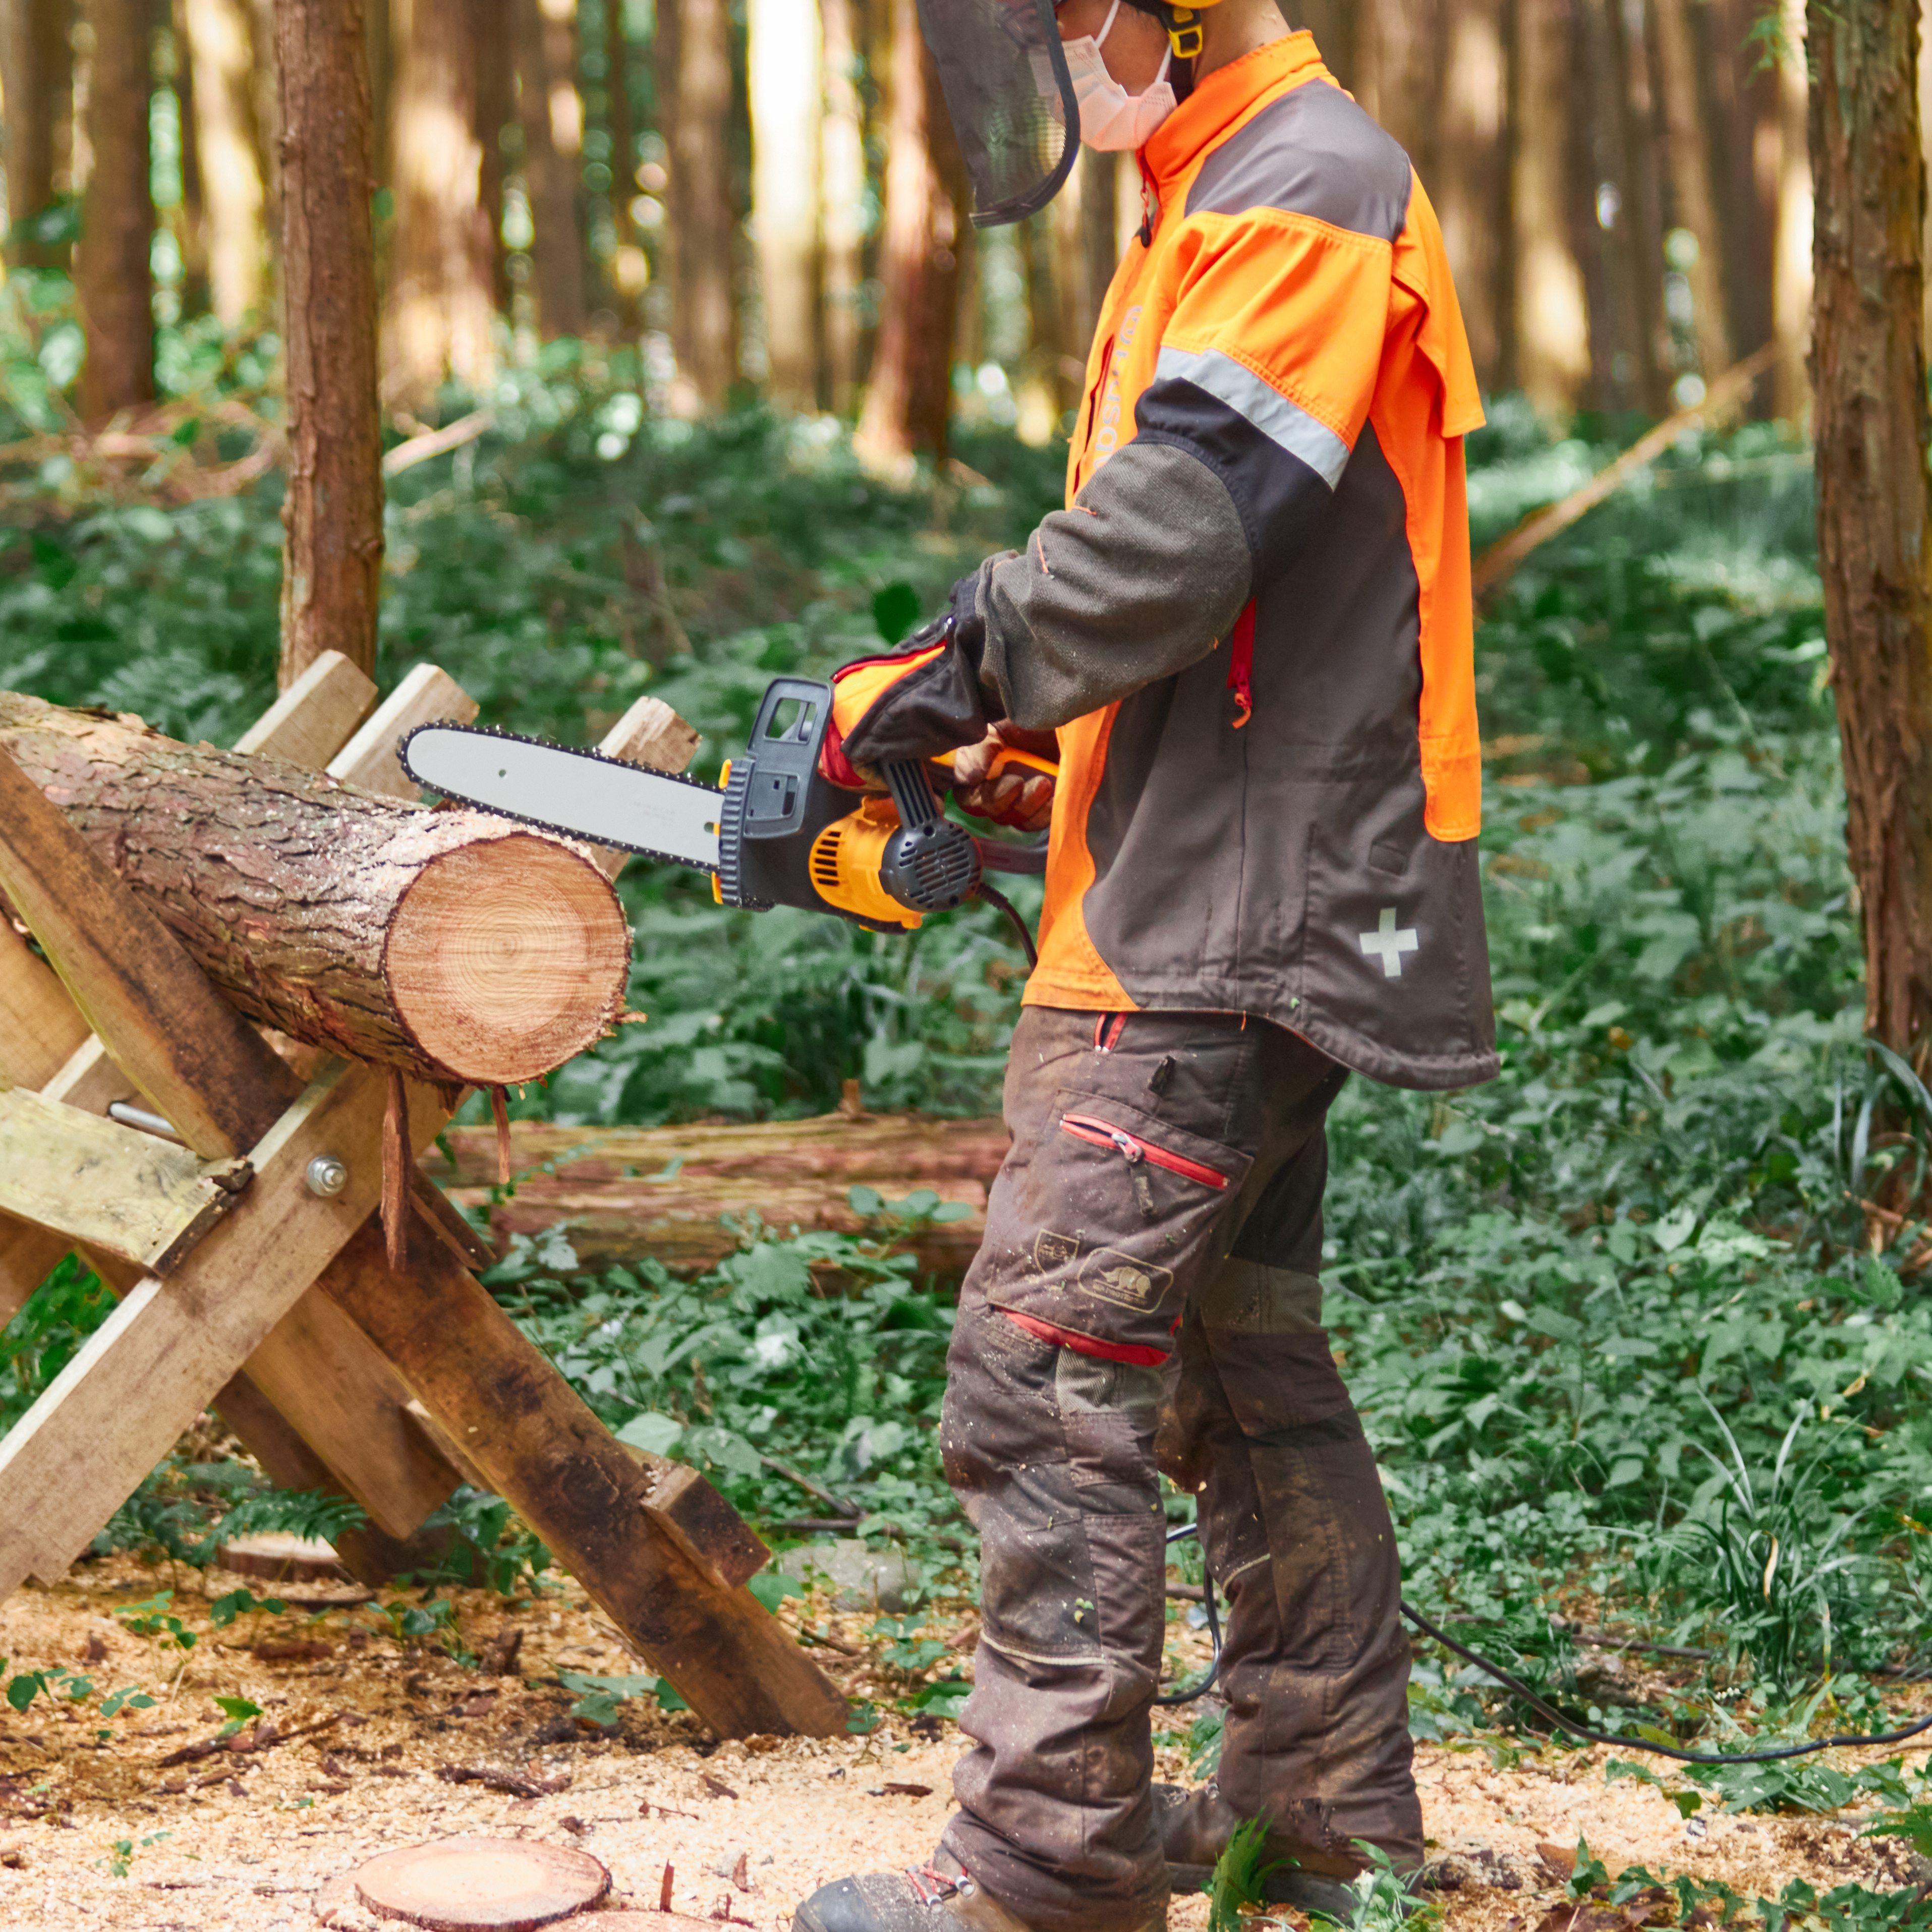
top-left (938, 1007), bottom-right (1420, 1932)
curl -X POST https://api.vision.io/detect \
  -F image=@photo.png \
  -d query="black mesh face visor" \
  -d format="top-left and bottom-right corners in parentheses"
top-left (917, 0), bottom-right (1080, 228)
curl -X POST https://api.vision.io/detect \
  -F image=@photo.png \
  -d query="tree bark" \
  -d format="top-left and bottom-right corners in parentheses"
top-left (474, 0), bottom-right (513, 314)
top-left (276, 0), bottom-right (382, 686)
top-left (0, 693), bottom-right (633, 1087)
top-left (384, 0), bottom-right (495, 411)
top-left (516, 0), bottom-right (587, 338)
top-left (602, 0), bottom-right (641, 319)
top-left (1511, 0), bottom-right (1591, 415)
top-left (75, 0), bottom-right (154, 421)
top-left (2, 0), bottom-right (73, 269)
top-left (425, 1113), bottom-right (1010, 1281)
top-left (1433, 0), bottom-right (1510, 389)
top-left (1809, 0), bottom-right (1932, 1058)
top-left (856, 0), bottom-right (963, 466)
top-left (819, 0), bottom-right (864, 412)
top-left (1653, 0), bottom-right (1735, 381)
top-left (661, 0), bottom-right (737, 409)
top-left (748, 0), bottom-right (820, 410)
top-left (167, 0), bottom-right (211, 317)
top-left (1774, 0), bottom-right (1812, 418)
top-left (181, 0), bottom-right (266, 323)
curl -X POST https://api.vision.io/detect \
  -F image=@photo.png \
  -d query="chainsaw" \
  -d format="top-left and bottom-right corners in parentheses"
top-left (399, 677), bottom-right (1052, 949)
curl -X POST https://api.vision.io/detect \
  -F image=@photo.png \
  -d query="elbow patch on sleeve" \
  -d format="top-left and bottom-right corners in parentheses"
top-left (1134, 348), bottom-right (1347, 587)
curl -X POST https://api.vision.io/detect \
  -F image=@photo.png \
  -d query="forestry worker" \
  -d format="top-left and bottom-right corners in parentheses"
top-left (794, 4), bottom-right (1497, 1930)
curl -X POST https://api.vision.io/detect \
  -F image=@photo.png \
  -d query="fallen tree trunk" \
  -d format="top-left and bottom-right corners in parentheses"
top-left (423, 1111), bottom-right (1009, 1278)
top-left (0, 692), bottom-right (631, 1087)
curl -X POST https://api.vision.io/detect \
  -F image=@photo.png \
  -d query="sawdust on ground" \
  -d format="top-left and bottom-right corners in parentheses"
top-left (0, 1555), bottom-right (1924, 1930)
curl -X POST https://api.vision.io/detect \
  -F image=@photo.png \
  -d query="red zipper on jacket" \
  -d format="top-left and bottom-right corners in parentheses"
top-left (1060, 1113), bottom-right (1230, 1190)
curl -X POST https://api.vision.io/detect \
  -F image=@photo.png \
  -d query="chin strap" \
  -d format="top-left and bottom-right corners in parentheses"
top-left (1121, 0), bottom-right (1218, 58)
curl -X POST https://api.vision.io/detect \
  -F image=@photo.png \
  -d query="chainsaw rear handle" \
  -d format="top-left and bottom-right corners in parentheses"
top-left (717, 678), bottom-right (1045, 921)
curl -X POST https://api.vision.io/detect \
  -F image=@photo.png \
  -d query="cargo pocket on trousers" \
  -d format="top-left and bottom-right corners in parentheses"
top-left (984, 1090), bottom-right (1253, 1360)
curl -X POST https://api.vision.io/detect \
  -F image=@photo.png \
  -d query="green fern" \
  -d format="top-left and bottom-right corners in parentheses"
top-left (1207, 1817), bottom-right (1284, 1932)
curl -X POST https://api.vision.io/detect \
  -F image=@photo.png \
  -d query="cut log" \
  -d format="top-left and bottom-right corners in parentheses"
top-left (0, 692), bottom-right (631, 1087)
top-left (421, 1113), bottom-right (1008, 1278)
top-left (349, 1837), bottom-right (609, 1930)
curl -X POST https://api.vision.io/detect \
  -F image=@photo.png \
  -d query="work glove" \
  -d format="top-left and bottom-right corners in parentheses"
top-left (820, 570), bottom-right (1008, 788)
top-left (948, 724), bottom-right (1058, 832)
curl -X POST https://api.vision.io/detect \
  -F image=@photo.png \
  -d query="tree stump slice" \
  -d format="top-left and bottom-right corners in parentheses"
top-left (214, 1533), bottom-right (348, 1584)
top-left (350, 1837), bottom-right (610, 1929)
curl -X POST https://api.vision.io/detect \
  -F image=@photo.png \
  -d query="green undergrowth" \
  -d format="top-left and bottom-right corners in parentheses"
top-left (6, 306), bottom-right (1932, 1872)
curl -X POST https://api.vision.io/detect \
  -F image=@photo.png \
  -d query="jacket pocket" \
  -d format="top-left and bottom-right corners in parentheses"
top-left (982, 1091), bottom-right (1253, 1358)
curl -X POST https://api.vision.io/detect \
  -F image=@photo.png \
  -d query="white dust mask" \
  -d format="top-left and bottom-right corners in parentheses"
top-left (1056, 1), bottom-right (1177, 152)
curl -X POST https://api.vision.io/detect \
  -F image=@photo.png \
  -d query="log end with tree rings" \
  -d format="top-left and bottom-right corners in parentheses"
top-left (349, 1835), bottom-right (610, 1929)
top-left (384, 833), bottom-right (632, 1087)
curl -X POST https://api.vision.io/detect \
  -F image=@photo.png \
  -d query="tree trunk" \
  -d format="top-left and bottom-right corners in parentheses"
top-left (516, 0), bottom-right (587, 338)
top-left (1652, 0), bottom-right (1735, 381)
top-left (181, 0), bottom-right (266, 323)
top-left (1809, 0), bottom-right (1932, 1058)
top-left (249, 0), bottom-right (281, 292)
top-left (856, 0), bottom-right (963, 466)
top-left (1512, 0), bottom-right (1591, 415)
top-left (1704, 0), bottom-right (1776, 397)
top-left (662, 0), bottom-right (737, 409)
top-left (384, 0), bottom-right (495, 411)
top-left (474, 0), bottom-right (513, 313)
top-left (1355, 0), bottom-right (1440, 176)
top-left (168, 0), bottom-right (211, 316)
top-left (276, 0), bottom-right (382, 686)
top-left (75, 0), bottom-right (154, 421)
top-left (1299, 0), bottom-right (1357, 91)
top-left (819, 0), bottom-right (864, 412)
top-left (1606, 0), bottom-right (1670, 410)
top-left (1433, 0), bottom-right (1509, 389)
top-left (748, 0), bottom-right (820, 410)
top-left (2, 0), bottom-right (73, 269)
top-left (602, 0), bottom-right (641, 319)
top-left (0, 693), bottom-right (632, 1087)
top-left (425, 1113), bottom-right (1010, 1280)
top-left (1774, 0), bottom-right (1812, 418)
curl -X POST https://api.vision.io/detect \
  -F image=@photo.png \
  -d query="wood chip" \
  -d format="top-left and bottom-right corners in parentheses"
top-left (699, 1773), bottom-right (739, 1800)
top-left (876, 1781), bottom-right (934, 1797)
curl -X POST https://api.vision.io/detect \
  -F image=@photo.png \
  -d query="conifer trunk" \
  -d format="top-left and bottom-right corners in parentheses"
top-left (819, 0), bottom-right (865, 412)
top-left (856, 0), bottom-right (963, 464)
top-left (1433, 0), bottom-right (1509, 388)
top-left (474, 0), bottom-right (513, 313)
top-left (748, 0), bottom-right (821, 409)
top-left (1512, 0), bottom-right (1590, 413)
top-left (517, 0), bottom-right (587, 338)
top-left (1653, 0), bottom-right (1735, 381)
top-left (1773, 0), bottom-right (1812, 418)
top-left (276, 0), bottom-right (383, 684)
top-left (76, 0), bottom-right (155, 420)
top-left (662, 0), bottom-right (737, 408)
top-left (2, 0), bottom-right (73, 269)
top-left (181, 0), bottom-right (266, 322)
top-left (385, 0), bottom-right (494, 409)
top-left (1809, 0), bottom-right (1932, 1058)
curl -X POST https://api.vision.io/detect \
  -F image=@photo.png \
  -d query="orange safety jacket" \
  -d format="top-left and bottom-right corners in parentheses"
top-left (1022, 32), bottom-right (1497, 1091)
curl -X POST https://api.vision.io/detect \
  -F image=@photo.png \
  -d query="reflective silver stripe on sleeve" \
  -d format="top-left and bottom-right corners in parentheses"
top-left (1152, 345), bottom-right (1352, 490)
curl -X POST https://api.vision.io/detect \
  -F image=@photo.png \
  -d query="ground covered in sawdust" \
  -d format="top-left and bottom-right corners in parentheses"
top-left (0, 1555), bottom-right (1924, 1931)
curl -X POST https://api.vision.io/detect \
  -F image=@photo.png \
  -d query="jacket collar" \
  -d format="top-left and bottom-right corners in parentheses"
top-left (1140, 31), bottom-right (1330, 195)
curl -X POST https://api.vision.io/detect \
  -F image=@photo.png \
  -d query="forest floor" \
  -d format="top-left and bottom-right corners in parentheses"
top-left (0, 1555), bottom-right (1923, 1932)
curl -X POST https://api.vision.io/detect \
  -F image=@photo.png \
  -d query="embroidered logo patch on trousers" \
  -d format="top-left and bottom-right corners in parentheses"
top-left (1033, 1230), bottom-right (1081, 1276)
top-left (1075, 1246), bottom-right (1173, 1311)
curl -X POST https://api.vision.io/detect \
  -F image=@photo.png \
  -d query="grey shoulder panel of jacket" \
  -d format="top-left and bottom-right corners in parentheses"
top-left (1186, 79), bottom-right (1413, 243)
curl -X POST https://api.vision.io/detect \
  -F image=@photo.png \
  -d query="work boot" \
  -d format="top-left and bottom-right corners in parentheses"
top-left (794, 1848), bottom-right (1165, 1932)
top-left (1154, 1782), bottom-right (1416, 1922)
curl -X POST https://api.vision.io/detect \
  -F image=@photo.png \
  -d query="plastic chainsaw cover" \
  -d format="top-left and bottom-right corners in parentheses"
top-left (917, 0), bottom-right (1081, 226)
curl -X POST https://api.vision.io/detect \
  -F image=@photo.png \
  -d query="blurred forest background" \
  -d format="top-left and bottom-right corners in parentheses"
top-left (0, 0), bottom-right (1830, 452)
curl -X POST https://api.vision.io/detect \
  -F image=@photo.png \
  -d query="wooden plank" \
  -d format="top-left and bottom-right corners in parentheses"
top-left (0, 914), bottom-right (89, 1090)
top-left (208, 1372), bottom-right (459, 1587)
top-left (0, 1213), bottom-right (69, 1329)
top-left (232, 649), bottom-right (378, 764)
top-left (0, 1088), bottom-right (250, 1275)
top-left (328, 663), bottom-right (479, 801)
top-left (0, 746), bottom-right (300, 1159)
top-left (0, 1059), bottom-right (449, 1591)
top-left (322, 1222), bottom-right (848, 1739)
top-left (39, 1035), bottom-right (137, 1114)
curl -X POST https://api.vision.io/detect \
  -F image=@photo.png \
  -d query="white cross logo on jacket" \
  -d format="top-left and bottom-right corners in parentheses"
top-left (1359, 906), bottom-right (1418, 978)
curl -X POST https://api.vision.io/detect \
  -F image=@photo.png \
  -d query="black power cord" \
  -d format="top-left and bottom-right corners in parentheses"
top-left (1161, 1523), bottom-right (1932, 1763)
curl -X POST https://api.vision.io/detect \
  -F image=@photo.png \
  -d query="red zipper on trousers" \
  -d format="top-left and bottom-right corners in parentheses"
top-left (1060, 1113), bottom-right (1230, 1190)
top-left (1093, 1013), bottom-right (1127, 1052)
